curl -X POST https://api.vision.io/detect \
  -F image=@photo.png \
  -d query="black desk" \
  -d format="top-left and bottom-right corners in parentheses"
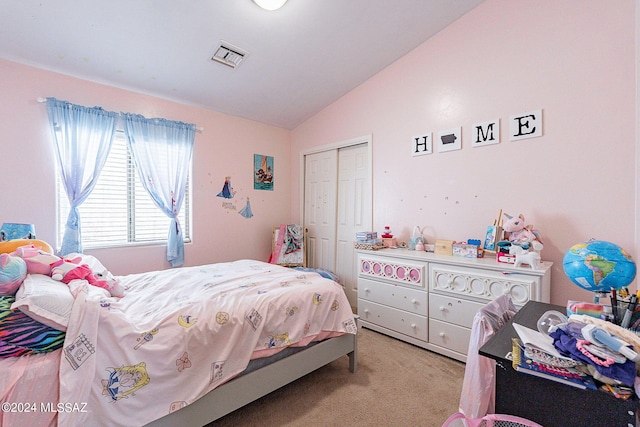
top-left (479, 301), bottom-right (638, 427)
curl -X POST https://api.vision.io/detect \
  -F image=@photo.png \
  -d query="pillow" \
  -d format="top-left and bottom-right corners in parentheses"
top-left (64, 253), bottom-right (110, 275)
top-left (0, 253), bottom-right (27, 296)
top-left (11, 274), bottom-right (74, 331)
top-left (0, 295), bottom-right (65, 358)
top-left (0, 239), bottom-right (54, 255)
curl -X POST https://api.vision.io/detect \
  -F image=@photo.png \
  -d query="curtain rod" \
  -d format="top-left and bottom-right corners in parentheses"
top-left (37, 97), bottom-right (204, 133)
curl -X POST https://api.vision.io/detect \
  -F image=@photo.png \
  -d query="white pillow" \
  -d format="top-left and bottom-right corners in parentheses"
top-left (11, 274), bottom-right (73, 331)
top-left (64, 253), bottom-right (112, 275)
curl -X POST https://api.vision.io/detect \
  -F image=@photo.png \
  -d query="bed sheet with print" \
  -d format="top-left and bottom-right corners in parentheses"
top-left (0, 259), bottom-right (356, 427)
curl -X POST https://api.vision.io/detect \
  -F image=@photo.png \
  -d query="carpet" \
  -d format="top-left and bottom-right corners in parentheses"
top-left (210, 327), bottom-right (466, 426)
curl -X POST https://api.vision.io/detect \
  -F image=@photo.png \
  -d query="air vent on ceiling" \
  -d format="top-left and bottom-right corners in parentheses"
top-left (210, 42), bottom-right (248, 69)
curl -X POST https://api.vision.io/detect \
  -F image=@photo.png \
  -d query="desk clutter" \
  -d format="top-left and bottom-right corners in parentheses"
top-left (512, 304), bottom-right (640, 400)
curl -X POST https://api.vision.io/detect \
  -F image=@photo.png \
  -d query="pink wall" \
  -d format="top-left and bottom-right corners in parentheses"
top-left (1, 1), bottom-right (636, 306)
top-left (0, 59), bottom-right (291, 275)
top-left (290, 0), bottom-right (637, 306)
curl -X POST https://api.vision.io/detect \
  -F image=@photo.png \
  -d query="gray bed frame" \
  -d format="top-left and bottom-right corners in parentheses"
top-left (146, 330), bottom-right (358, 427)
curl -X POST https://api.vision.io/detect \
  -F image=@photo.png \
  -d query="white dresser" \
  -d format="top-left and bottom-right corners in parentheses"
top-left (356, 248), bottom-right (552, 362)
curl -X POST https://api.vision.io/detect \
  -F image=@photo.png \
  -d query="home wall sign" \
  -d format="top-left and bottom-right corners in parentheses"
top-left (509, 109), bottom-right (542, 141)
top-left (437, 127), bottom-right (462, 152)
top-left (472, 119), bottom-right (500, 147)
top-left (411, 108), bottom-right (543, 155)
top-left (411, 133), bottom-right (433, 156)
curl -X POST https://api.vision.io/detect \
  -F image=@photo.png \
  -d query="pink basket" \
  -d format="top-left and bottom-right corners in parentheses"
top-left (442, 412), bottom-right (544, 427)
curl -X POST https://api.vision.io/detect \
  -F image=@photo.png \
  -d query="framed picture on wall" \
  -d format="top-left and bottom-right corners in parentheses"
top-left (254, 154), bottom-right (274, 190)
top-left (437, 127), bottom-right (462, 152)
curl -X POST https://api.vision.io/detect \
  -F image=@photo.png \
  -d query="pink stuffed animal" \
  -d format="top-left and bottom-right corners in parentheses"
top-left (502, 213), bottom-right (542, 245)
top-left (51, 258), bottom-right (124, 297)
top-left (13, 244), bottom-right (61, 275)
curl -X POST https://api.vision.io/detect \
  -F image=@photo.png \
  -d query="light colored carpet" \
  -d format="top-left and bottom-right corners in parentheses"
top-left (210, 327), bottom-right (466, 426)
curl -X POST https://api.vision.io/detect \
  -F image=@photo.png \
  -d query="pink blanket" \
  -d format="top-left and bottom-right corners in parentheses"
top-left (58, 260), bottom-right (356, 426)
top-left (0, 349), bottom-right (60, 427)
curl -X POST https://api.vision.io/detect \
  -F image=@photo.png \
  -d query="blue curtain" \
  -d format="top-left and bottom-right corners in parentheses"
top-left (46, 98), bottom-right (117, 256)
top-left (123, 114), bottom-right (195, 267)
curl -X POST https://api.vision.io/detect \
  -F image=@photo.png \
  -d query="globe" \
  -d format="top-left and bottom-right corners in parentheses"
top-left (563, 240), bottom-right (637, 293)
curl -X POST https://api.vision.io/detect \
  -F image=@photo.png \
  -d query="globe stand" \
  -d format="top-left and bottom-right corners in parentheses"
top-left (593, 291), bottom-right (608, 304)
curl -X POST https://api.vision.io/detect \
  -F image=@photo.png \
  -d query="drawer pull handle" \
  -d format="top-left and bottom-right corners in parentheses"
top-left (364, 288), bottom-right (370, 293)
top-left (439, 306), bottom-right (446, 312)
top-left (439, 332), bottom-right (445, 337)
top-left (411, 299), bottom-right (418, 304)
top-left (411, 323), bottom-right (417, 329)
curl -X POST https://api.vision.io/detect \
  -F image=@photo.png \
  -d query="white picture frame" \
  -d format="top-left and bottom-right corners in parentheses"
top-left (510, 109), bottom-right (543, 141)
top-left (411, 133), bottom-right (433, 157)
top-left (472, 119), bottom-right (500, 147)
top-left (437, 127), bottom-right (462, 152)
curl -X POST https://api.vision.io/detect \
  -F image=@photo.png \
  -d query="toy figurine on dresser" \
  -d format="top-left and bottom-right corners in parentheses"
top-left (499, 213), bottom-right (544, 269)
top-left (381, 226), bottom-right (397, 248)
top-left (409, 225), bottom-right (425, 250)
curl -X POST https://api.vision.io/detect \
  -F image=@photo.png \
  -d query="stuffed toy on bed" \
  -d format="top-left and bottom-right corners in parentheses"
top-left (13, 244), bottom-right (61, 275)
top-left (0, 239), bottom-right (54, 255)
top-left (51, 258), bottom-right (124, 298)
top-left (0, 254), bottom-right (27, 296)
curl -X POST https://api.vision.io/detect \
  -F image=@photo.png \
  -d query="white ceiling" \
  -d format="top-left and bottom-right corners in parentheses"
top-left (0, 0), bottom-right (484, 129)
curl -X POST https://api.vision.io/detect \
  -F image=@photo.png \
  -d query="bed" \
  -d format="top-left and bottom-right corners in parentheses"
top-left (0, 256), bottom-right (358, 427)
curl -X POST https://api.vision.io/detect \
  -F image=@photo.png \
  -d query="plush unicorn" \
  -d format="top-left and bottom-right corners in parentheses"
top-left (502, 213), bottom-right (542, 245)
top-left (509, 244), bottom-right (541, 270)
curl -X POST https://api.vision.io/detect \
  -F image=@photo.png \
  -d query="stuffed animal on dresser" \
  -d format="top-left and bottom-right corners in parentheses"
top-left (502, 213), bottom-right (542, 245)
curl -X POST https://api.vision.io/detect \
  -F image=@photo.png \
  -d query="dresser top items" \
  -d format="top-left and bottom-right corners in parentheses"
top-left (357, 248), bottom-right (552, 275)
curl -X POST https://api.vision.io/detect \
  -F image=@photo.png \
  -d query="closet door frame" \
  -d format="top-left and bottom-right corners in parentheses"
top-left (300, 134), bottom-right (373, 307)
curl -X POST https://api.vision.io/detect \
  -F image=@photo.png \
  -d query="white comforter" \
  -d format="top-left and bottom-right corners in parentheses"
top-left (58, 260), bottom-right (356, 427)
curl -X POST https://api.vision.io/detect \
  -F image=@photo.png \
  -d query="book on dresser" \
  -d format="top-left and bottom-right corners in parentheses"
top-left (511, 338), bottom-right (597, 390)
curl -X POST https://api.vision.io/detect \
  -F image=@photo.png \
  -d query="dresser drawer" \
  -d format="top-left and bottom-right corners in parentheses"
top-left (429, 293), bottom-right (483, 329)
top-left (358, 278), bottom-right (427, 315)
top-left (359, 299), bottom-right (427, 341)
top-left (359, 254), bottom-right (426, 288)
top-left (429, 263), bottom-right (537, 305)
top-left (428, 318), bottom-right (471, 355)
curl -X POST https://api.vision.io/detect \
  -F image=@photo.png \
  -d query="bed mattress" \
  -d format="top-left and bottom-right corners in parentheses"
top-left (56, 259), bottom-right (356, 426)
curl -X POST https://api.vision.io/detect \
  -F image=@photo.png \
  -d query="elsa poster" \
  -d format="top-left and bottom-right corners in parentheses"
top-left (254, 154), bottom-right (274, 191)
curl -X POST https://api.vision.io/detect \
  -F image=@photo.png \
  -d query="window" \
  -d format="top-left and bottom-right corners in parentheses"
top-left (56, 131), bottom-right (191, 249)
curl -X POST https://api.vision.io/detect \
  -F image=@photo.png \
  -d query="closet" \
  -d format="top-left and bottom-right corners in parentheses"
top-left (302, 135), bottom-right (372, 308)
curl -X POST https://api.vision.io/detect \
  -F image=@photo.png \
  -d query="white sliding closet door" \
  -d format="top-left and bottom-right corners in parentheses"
top-left (303, 137), bottom-right (371, 309)
top-left (304, 150), bottom-right (338, 272)
top-left (335, 143), bottom-right (370, 307)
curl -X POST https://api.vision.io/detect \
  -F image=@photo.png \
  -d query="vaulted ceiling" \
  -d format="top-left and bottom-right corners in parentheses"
top-left (0, 0), bottom-right (484, 129)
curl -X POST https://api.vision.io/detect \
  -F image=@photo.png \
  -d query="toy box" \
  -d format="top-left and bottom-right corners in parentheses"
top-left (453, 243), bottom-right (479, 258)
top-left (382, 238), bottom-right (398, 248)
top-left (356, 231), bottom-right (377, 241)
top-left (435, 239), bottom-right (454, 256)
top-left (496, 248), bottom-right (516, 264)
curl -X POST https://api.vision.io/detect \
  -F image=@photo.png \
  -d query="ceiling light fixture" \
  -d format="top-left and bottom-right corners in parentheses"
top-left (252, 0), bottom-right (288, 11)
